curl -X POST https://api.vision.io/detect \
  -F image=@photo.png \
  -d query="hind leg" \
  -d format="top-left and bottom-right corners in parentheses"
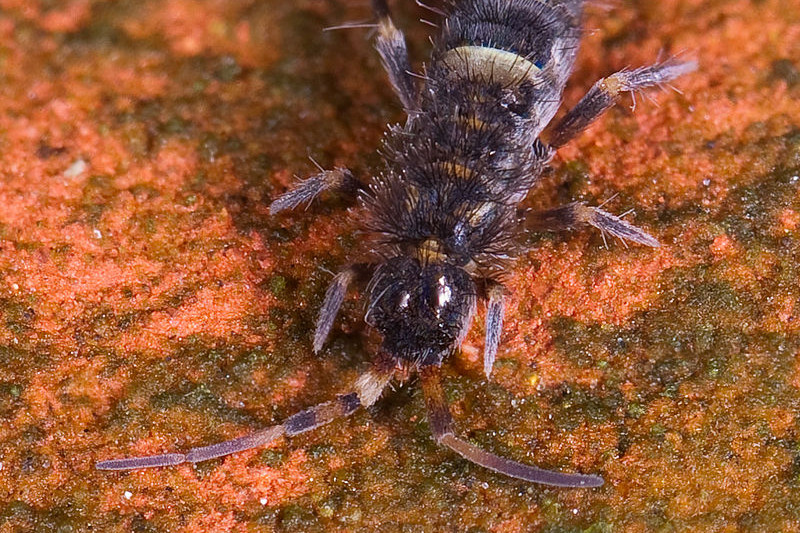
top-left (372, 0), bottom-right (418, 111)
top-left (548, 59), bottom-right (696, 149)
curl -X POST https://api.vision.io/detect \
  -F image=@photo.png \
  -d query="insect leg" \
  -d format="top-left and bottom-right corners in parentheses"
top-left (548, 59), bottom-right (697, 149)
top-left (315, 268), bottom-right (352, 352)
top-left (269, 167), bottom-right (360, 215)
top-left (419, 366), bottom-right (604, 487)
top-left (483, 281), bottom-right (507, 380)
top-left (314, 263), bottom-right (373, 353)
top-left (96, 366), bottom-right (394, 471)
top-left (524, 202), bottom-right (660, 247)
top-left (372, 0), bottom-right (418, 111)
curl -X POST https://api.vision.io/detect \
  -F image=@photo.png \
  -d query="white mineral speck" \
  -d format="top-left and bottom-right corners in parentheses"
top-left (64, 159), bottom-right (87, 178)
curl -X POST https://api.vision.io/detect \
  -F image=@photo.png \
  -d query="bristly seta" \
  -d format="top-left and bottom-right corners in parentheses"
top-left (97, 0), bottom-right (695, 488)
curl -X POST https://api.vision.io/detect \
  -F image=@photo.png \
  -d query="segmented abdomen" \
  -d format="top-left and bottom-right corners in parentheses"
top-left (365, 0), bottom-right (584, 270)
top-left (440, 0), bottom-right (582, 81)
top-left (431, 0), bottom-right (583, 139)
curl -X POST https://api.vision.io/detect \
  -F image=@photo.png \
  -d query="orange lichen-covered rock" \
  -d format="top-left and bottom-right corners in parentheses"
top-left (0, 0), bottom-right (799, 531)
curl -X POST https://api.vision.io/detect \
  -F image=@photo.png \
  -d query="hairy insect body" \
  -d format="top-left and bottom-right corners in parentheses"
top-left (97, 0), bottom-right (694, 488)
top-left (365, 0), bottom-right (582, 366)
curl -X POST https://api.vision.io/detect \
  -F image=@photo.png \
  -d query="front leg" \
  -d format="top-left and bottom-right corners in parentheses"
top-left (548, 59), bottom-right (696, 149)
top-left (525, 202), bottom-right (660, 248)
top-left (314, 263), bottom-right (374, 353)
top-left (483, 280), bottom-right (507, 380)
top-left (372, 0), bottom-right (418, 112)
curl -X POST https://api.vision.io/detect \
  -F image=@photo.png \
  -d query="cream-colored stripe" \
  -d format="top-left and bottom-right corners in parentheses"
top-left (455, 113), bottom-right (489, 132)
top-left (441, 46), bottom-right (541, 85)
top-left (433, 160), bottom-right (475, 181)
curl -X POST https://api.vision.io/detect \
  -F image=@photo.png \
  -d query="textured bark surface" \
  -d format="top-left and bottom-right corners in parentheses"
top-left (0, 1), bottom-right (799, 531)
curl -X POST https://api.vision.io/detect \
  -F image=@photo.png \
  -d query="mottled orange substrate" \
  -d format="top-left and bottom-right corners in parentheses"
top-left (118, 0), bottom-right (283, 68)
top-left (0, 0), bottom-right (799, 531)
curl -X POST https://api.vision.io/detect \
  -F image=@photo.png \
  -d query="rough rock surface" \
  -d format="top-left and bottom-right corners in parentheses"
top-left (0, 1), bottom-right (798, 531)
